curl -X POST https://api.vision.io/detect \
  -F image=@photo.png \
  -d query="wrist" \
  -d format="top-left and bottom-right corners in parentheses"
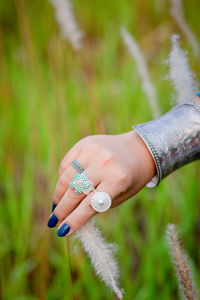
top-left (129, 131), bottom-right (156, 185)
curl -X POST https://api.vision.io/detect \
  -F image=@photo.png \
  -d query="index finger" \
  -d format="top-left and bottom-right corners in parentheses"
top-left (59, 142), bottom-right (81, 177)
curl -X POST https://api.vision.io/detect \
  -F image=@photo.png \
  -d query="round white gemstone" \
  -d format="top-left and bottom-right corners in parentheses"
top-left (98, 199), bottom-right (103, 205)
top-left (90, 192), bottom-right (112, 212)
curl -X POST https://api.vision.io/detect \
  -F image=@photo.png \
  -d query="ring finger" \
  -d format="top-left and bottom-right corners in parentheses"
top-left (48, 165), bottom-right (101, 228)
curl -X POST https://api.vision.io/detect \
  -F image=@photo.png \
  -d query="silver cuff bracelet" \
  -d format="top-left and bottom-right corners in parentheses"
top-left (133, 100), bottom-right (200, 187)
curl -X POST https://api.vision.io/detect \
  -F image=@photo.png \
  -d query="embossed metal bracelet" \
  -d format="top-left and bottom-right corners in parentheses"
top-left (133, 100), bottom-right (200, 187)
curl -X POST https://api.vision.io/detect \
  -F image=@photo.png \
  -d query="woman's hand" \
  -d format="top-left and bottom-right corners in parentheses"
top-left (47, 131), bottom-right (156, 237)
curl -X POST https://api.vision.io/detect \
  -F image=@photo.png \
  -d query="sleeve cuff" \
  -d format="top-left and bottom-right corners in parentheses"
top-left (145, 175), bottom-right (159, 188)
top-left (132, 100), bottom-right (200, 188)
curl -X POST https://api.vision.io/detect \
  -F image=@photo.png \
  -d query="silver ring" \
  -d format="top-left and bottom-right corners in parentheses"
top-left (71, 160), bottom-right (84, 173)
top-left (69, 173), bottom-right (94, 195)
top-left (90, 191), bottom-right (112, 213)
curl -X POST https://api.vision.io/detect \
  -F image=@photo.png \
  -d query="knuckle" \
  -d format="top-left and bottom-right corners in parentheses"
top-left (81, 137), bottom-right (100, 153)
top-left (116, 168), bottom-right (129, 185)
top-left (101, 150), bottom-right (114, 165)
top-left (89, 142), bottom-right (101, 153)
top-left (59, 174), bottom-right (67, 186)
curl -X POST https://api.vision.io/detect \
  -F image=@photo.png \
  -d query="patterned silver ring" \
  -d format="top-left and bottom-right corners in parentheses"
top-left (90, 191), bottom-right (112, 213)
top-left (71, 160), bottom-right (84, 174)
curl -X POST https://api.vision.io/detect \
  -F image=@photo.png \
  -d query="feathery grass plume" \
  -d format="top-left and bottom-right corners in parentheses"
top-left (168, 35), bottom-right (197, 104)
top-left (166, 224), bottom-right (198, 300)
top-left (121, 27), bottom-right (161, 119)
top-left (74, 220), bottom-right (124, 299)
top-left (50, 0), bottom-right (83, 51)
top-left (51, 2), bottom-right (123, 296)
top-left (169, 0), bottom-right (200, 57)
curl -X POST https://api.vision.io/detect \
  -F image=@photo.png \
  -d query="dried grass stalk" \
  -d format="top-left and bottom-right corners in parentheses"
top-left (169, 0), bottom-right (200, 57)
top-left (121, 27), bottom-right (161, 118)
top-left (74, 220), bottom-right (124, 299)
top-left (50, 0), bottom-right (83, 51)
top-left (167, 34), bottom-right (197, 104)
top-left (166, 224), bottom-right (198, 300)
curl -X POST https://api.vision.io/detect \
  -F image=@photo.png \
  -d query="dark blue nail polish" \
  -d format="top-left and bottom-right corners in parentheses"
top-left (47, 214), bottom-right (58, 228)
top-left (52, 203), bottom-right (57, 212)
top-left (197, 92), bottom-right (200, 97)
top-left (57, 223), bottom-right (71, 237)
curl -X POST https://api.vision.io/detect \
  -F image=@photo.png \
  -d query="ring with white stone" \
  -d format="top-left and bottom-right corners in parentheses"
top-left (90, 191), bottom-right (112, 213)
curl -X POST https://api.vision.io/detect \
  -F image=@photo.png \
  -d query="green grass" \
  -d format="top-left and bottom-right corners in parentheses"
top-left (0, 0), bottom-right (200, 299)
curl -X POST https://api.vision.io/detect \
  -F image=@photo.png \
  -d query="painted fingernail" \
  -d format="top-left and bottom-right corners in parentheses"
top-left (57, 223), bottom-right (71, 237)
top-left (47, 213), bottom-right (58, 228)
top-left (52, 203), bottom-right (57, 212)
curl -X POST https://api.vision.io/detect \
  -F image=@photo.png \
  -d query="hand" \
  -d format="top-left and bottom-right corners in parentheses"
top-left (47, 131), bottom-right (156, 236)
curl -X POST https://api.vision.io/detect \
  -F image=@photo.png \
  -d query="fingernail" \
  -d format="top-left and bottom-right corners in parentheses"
top-left (57, 223), bottom-right (71, 237)
top-left (47, 214), bottom-right (58, 228)
top-left (52, 203), bottom-right (57, 212)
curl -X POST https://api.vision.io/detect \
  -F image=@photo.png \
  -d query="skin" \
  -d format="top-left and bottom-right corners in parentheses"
top-left (50, 130), bottom-right (156, 236)
top-left (49, 96), bottom-right (200, 237)
top-left (195, 96), bottom-right (200, 104)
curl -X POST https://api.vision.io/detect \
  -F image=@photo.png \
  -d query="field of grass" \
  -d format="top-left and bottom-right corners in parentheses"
top-left (0, 0), bottom-right (200, 299)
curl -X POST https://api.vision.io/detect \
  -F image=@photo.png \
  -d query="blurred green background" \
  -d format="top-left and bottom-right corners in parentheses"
top-left (0, 0), bottom-right (200, 299)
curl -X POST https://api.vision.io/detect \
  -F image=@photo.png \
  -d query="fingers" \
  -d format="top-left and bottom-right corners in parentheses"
top-left (50, 167), bottom-right (101, 227)
top-left (52, 151), bottom-right (90, 206)
top-left (52, 165), bottom-right (75, 205)
top-left (58, 143), bottom-right (81, 178)
top-left (58, 135), bottom-right (99, 178)
top-left (56, 182), bottom-right (116, 237)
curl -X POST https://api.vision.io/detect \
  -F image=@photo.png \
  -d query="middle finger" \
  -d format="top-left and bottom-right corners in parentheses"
top-left (48, 166), bottom-right (101, 227)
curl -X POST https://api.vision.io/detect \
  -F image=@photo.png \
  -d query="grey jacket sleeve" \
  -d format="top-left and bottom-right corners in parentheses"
top-left (132, 100), bottom-right (200, 187)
